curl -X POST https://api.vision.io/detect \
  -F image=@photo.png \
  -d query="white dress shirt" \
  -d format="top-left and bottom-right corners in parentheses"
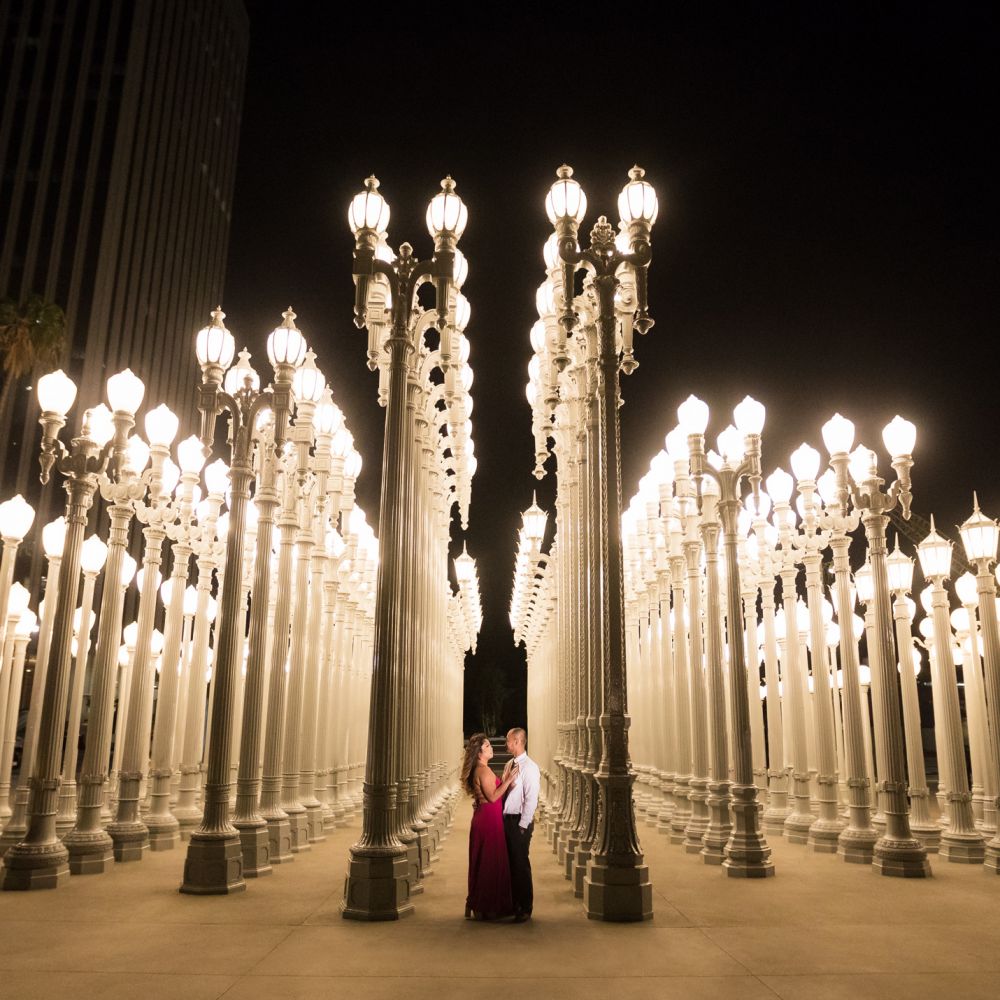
top-left (502, 751), bottom-right (539, 829)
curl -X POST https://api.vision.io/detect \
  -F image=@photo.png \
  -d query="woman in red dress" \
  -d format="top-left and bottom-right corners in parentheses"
top-left (462, 733), bottom-right (519, 920)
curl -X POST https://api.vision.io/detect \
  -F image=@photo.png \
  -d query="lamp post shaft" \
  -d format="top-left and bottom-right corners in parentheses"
top-left (975, 564), bottom-right (1000, 871)
top-left (3, 471), bottom-right (96, 890)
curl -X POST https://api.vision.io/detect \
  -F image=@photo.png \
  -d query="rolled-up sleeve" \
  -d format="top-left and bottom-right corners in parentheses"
top-left (520, 762), bottom-right (539, 829)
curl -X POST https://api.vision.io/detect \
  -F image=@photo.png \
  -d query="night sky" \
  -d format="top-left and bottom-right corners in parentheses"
top-left (225, 6), bottom-right (999, 734)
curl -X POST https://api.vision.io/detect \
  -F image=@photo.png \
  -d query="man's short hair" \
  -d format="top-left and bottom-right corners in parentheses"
top-left (507, 727), bottom-right (526, 747)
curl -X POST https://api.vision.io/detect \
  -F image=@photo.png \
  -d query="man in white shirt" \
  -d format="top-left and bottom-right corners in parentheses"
top-left (502, 727), bottom-right (539, 922)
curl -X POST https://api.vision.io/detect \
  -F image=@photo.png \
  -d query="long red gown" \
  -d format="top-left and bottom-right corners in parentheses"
top-left (467, 774), bottom-right (513, 918)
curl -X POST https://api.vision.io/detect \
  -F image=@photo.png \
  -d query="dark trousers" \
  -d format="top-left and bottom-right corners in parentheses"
top-left (503, 813), bottom-right (533, 916)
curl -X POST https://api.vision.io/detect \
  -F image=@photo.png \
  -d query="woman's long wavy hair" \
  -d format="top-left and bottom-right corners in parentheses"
top-left (461, 733), bottom-right (489, 797)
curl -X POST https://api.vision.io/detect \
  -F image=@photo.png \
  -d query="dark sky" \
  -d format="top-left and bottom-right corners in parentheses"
top-left (225, 5), bottom-right (1000, 733)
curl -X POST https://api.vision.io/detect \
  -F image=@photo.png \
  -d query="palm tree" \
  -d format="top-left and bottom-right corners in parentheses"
top-left (0, 294), bottom-right (67, 439)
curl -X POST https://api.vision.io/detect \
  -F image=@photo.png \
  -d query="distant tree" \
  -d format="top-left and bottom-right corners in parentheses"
top-left (474, 662), bottom-right (512, 736)
top-left (0, 294), bottom-right (66, 437)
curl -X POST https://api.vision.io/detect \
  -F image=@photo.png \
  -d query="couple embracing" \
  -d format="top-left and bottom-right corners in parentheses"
top-left (462, 727), bottom-right (539, 922)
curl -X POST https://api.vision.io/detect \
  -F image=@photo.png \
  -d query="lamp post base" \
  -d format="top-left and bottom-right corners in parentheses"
top-left (341, 846), bottom-right (414, 921)
top-left (939, 832), bottom-right (985, 864)
top-left (783, 810), bottom-right (815, 844)
top-left (146, 815), bottom-right (181, 852)
top-left (983, 841), bottom-right (1000, 872)
top-left (304, 804), bottom-right (325, 844)
top-left (235, 821), bottom-right (272, 877)
top-left (286, 809), bottom-right (310, 853)
top-left (701, 780), bottom-right (732, 865)
top-left (583, 856), bottom-right (653, 922)
top-left (910, 821), bottom-right (941, 853)
top-left (179, 831), bottom-right (246, 894)
top-left (107, 821), bottom-right (149, 862)
top-left (1, 842), bottom-right (70, 890)
top-left (838, 825), bottom-right (877, 864)
top-left (265, 814), bottom-right (293, 863)
top-left (723, 784), bottom-right (776, 877)
top-left (872, 836), bottom-right (932, 877)
top-left (807, 817), bottom-right (846, 853)
top-left (64, 829), bottom-right (115, 874)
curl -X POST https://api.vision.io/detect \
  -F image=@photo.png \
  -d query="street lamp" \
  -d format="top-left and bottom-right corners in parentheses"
top-left (685, 395), bottom-right (774, 877)
top-left (918, 517), bottom-right (984, 862)
top-left (343, 174), bottom-right (467, 920)
top-left (180, 307), bottom-right (301, 895)
top-left (825, 414), bottom-right (929, 877)
top-left (2, 369), bottom-right (131, 890)
top-left (546, 164), bottom-right (657, 920)
top-left (959, 495), bottom-right (1000, 871)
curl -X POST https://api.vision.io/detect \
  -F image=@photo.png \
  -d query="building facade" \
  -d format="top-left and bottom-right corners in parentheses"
top-left (0, 0), bottom-right (248, 501)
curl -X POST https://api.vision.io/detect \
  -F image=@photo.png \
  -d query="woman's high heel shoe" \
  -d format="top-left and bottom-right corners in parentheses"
top-left (465, 904), bottom-right (473, 920)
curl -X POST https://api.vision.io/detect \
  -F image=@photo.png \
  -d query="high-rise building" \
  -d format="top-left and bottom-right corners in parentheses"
top-left (0, 0), bottom-right (248, 500)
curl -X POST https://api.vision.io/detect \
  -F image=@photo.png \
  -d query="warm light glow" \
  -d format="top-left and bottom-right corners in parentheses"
top-left (41, 516), bottom-right (66, 558)
top-left (854, 561), bottom-right (874, 604)
top-left (821, 412), bottom-right (855, 454)
top-left (37, 368), bottom-right (77, 417)
top-left (882, 415), bottom-right (916, 458)
top-left (106, 368), bottom-right (145, 415)
top-left (0, 494), bottom-right (35, 541)
top-left (177, 435), bottom-right (206, 475)
top-left (790, 443), bottom-right (821, 483)
top-left (204, 458), bottom-right (230, 497)
top-left (955, 571), bottom-right (979, 607)
top-left (886, 541), bottom-right (914, 594)
top-left (677, 394), bottom-right (709, 436)
top-left (716, 425), bottom-right (744, 466)
top-left (292, 349), bottom-right (326, 404)
top-left (80, 534), bottom-right (108, 575)
top-left (125, 436), bottom-right (150, 475)
top-left (348, 176), bottom-right (390, 236)
top-left (733, 395), bottom-right (765, 436)
top-left (960, 495), bottom-right (999, 564)
top-left (426, 176), bottom-right (468, 239)
top-left (545, 165), bottom-right (587, 225)
top-left (765, 468), bottom-right (794, 505)
top-left (617, 166), bottom-right (658, 226)
top-left (224, 347), bottom-right (261, 395)
top-left (85, 404), bottom-right (116, 447)
top-left (267, 308), bottom-right (308, 369)
top-left (144, 403), bottom-right (179, 448)
top-left (195, 307), bottom-right (236, 370)
top-left (917, 516), bottom-right (953, 581)
top-left (6, 582), bottom-right (30, 618)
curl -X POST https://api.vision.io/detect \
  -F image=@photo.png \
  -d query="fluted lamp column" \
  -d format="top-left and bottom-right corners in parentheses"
top-left (180, 307), bottom-right (301, 895)
top-left (960, 496), bottom-right (1000, 872)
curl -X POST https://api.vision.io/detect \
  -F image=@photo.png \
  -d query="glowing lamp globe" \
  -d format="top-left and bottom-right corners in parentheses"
top-left (817, 469), bottom-right (839, 507)
top-left (345, 449), bottom-right (362, 479)
top-left (125, 436), bottom-right (150, 475)
top-left (765, 468), bottom-right (794, 505)
top-left (37, 369), bottom-right (77, 417)
top-left (951, 607), bottom-right (970, 634)
top-left (6, 582), bottom-right (30, 618)
top-left (195, 308), bottom-right (236, 371)
top-left (120, 553), bottom-right (137, 587)
top-left (348, 176), bottom-right (390, 236)
top-left (144, 404), bottom-right (179, 448)
top-left (292, 350), bottom-right (325, 404)
top-left (821, 413), bottom-right (855, 455)
top-left (960, 497), bottom-right (999, 564)
top-left (80, 534), bottom-right (108, 574)
top-left (183, 586), bottom-right (198, 616)
top-left (917, 520), bottom-right (952, 580)
top-left (790, 443), bottom-right (821, 483)
top-left (0, 494), bottom-right (35, 541)
top-left (177, 435), bottom-right (206, 475)
top-left (849, 445), bottom-right (875, 484)
top-left (204, 459), bottom-right (230, 497)
top-left (677, 394), bottom-right (710, 436)
top-left (717, 425), bottom-right (744, 466)
top-left (733, 395), bottom-right (766, 436)
top-left (42, 516), bottom-right (66, 558)
top-left (617, 166), bottom-right (658, 226)
top-left (160, 458), bottom-right (180, 497)
top-left (882, 415), bottom-right (916, 459)
top-left (224, 347), bottom-right (260, 396)
top-left (886, 542), bottom-right (914, 594)
top-left (122, 621), bottom-right (139, 649)
top-left (15, 608), bottom-right (37, 637)
top-left (150, 628), bottom-right (165, 656)
top-left (522, 495), bottom-right (548, 543)
top-left (313, 396), bottom-right (342, 437)
top-left (545, 165), bottom-right (587, 225)
top-left (649, 450), bottom-right (674, 488)
top-left (86, 404), bottom-right (116, 447)
top-left (458, 334), bottom-right (471, 364)
top-left (267, 309), bottom-right (307, 369)
top-left (858, 663), bottom-right (872, 686)
top-left (453, 248), bottom-right (469, 288)
top-left (106, 368), bottom-right (145, 416)
top-left (955, 572), bottom-right (979, 607)
top-left (426, 176), bottom-right (468, 240)
top-left (854, 562), bottom-right (874, 604)
top-left (455, 292), bottom-right (471, 332)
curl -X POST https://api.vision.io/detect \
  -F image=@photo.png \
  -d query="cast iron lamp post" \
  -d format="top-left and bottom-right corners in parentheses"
top-left (547, 164), bottom-right (656, 920)
top-left (683, 395), bottom-right (775, 877)
top-left (959, 496), bottom-right (1000, 871)
top-left (827, 415), bottom-right (930, 877)
top-left (180, 306), bottom-right (301, 894)
top-left (3, 369), bottom-right (127, 889)
top-left (343, 174), bottom-right (467, 920)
